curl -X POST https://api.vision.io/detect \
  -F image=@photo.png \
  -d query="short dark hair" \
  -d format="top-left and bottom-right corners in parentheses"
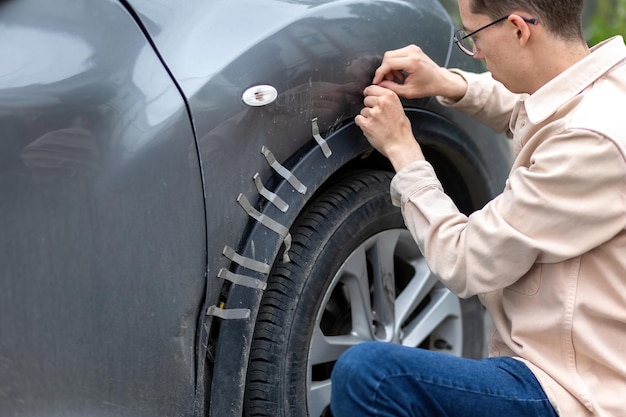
top-left (470, 0), bottom-right (584, 41)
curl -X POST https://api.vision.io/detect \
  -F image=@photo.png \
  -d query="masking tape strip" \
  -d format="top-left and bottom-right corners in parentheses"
top-left (222, 245), bottom-right (271, 274)
top-left (261, 146), bottom-right (307, 194)
top-left (206, 305), bottom-right (251, 320)
top-left (217, 268), bottom-right (267, 290)
top-left (281, 234), bottom-right (292, 263)
top-left (312, 117), bottom-right (332, 158)
top-left (237, 194), bottom-right (289, 237)
top-left (237, 193), bottom-right (293, 263)
top-left (253, 173), bottom-right (289, 213)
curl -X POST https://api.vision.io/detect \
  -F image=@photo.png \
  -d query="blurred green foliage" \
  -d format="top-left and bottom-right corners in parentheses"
top-left (585, 0), bottom-right (626, 45)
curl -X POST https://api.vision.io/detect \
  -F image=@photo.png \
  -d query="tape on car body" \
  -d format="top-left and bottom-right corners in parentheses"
top-left (217, 268), bottom-right (267, 290)
top-left (206, 305), bottom-right (251, 320)
top-left (312, 117), bottom-right (332, 158)
top-left (237, 193), bottom-right (292, 262)
top-left (261, 146), bottom-right (307, 195)
top-left (222, 245), bottom-right (271, 274)
top-left (253, 173), bottom-right (289, 213)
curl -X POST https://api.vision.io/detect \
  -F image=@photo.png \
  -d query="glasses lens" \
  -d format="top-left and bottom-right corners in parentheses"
top-left (453, 30), bottom-right (475, 56)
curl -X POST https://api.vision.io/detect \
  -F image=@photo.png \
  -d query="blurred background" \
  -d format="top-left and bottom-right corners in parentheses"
top-left (585, 0), bottom-right (626, 45)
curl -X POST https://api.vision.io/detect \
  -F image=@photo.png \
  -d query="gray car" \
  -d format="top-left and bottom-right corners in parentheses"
top-left (0, 0), bottom-right (512, 416)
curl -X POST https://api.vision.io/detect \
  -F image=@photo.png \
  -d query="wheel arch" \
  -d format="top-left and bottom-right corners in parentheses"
top-left (206, 108), bottom-right (494, 416)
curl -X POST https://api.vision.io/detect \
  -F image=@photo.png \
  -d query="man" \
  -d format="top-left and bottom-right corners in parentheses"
top-left (330, 0), bottom-right (626, 416)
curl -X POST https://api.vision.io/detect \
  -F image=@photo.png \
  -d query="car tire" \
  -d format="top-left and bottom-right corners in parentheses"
top-left (244, 169), bottom-right (485, 417)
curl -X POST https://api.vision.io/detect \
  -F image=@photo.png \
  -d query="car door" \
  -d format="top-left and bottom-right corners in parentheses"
top-left (0, 1), bottom-right (206, 416)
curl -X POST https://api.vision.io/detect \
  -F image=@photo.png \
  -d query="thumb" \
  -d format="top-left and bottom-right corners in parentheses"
top-left (377, 79), bottom-right (410, 97)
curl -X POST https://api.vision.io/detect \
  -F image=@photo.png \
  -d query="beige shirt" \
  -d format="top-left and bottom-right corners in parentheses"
top-left (390, 36), bottom-right (626, 416)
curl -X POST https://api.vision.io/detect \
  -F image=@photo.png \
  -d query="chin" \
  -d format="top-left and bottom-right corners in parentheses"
top-left (489, 72), bottom-right (515, 93)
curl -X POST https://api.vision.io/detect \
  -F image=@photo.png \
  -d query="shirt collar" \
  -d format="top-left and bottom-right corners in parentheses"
top-left (525, 35), bottom-right (626, 124)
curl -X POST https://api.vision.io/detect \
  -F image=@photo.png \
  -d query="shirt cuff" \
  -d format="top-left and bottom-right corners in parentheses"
top-left (390, 160), bottom-right (444, 207)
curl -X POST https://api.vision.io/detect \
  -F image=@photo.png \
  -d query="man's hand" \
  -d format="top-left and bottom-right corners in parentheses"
top-left (355, 44), bottom-right (469, 171)
top-left (354, 85), bottom-right (425, 172)
top-left (373, 45), bottom-right (467, 101)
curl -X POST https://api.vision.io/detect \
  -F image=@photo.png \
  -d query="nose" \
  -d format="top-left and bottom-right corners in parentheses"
top-left (472, 48), bottom-right (484, 60)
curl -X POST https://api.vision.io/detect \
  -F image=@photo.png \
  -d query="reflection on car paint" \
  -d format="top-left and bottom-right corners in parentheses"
top-left (0, 26), bottom-right (93, 89)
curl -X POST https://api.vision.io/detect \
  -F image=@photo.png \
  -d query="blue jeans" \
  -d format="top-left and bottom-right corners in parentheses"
top-left (330, 342), bottom-right (558, 417)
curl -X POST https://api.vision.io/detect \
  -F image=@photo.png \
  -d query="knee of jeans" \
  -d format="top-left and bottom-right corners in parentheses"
top-left (332, 342), bottom-right (383, 386)
top-left (330, 342), bottom-right (378, 410)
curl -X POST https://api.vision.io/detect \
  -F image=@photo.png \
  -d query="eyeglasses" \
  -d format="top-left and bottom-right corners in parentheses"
top-left (454, 15), bottom-right (538, 56)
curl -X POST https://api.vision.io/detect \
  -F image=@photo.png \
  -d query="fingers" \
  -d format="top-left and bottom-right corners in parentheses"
top-left (355, 84), bottom-right (425, 171)
top-left (372, 45), bottom-right (424, 84)
top-left (362, 84), bottom-right (395, 107)
top-left (357, 92), bottom-right (380, 122)
top-left (354, 113), bottom-right (366, 129)
top-left (358, 85), bottom-right (403, 127)
top-left (377, 79), bottom-right (409, 96)
top-left (363, 83), bottom-right (391, 97)
top-left (371, 45), bottom-right (439, 100)
top-left (373, 58), bottom-right (410, 85)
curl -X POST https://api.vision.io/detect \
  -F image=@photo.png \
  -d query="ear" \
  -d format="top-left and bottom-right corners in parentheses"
top-left (508, 14), bottom-right (533, 48)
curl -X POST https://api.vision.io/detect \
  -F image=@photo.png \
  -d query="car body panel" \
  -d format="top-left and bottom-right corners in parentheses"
top-left (0, 1), bottom-right (206, 416)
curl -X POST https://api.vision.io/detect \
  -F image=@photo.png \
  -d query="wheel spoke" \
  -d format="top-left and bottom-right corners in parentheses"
top-left (368, 230), bottom-right (400, 342)
top-left (308, 380), bottom-right (331, 417)
top-left (401, 287), bottom-right (461, 347)
top-left (395, 265), bottom-right (439, 332)
top-left (309, 326), bottom-right (362, 365)
top-left (340, 245), bottom-right (375, 339)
